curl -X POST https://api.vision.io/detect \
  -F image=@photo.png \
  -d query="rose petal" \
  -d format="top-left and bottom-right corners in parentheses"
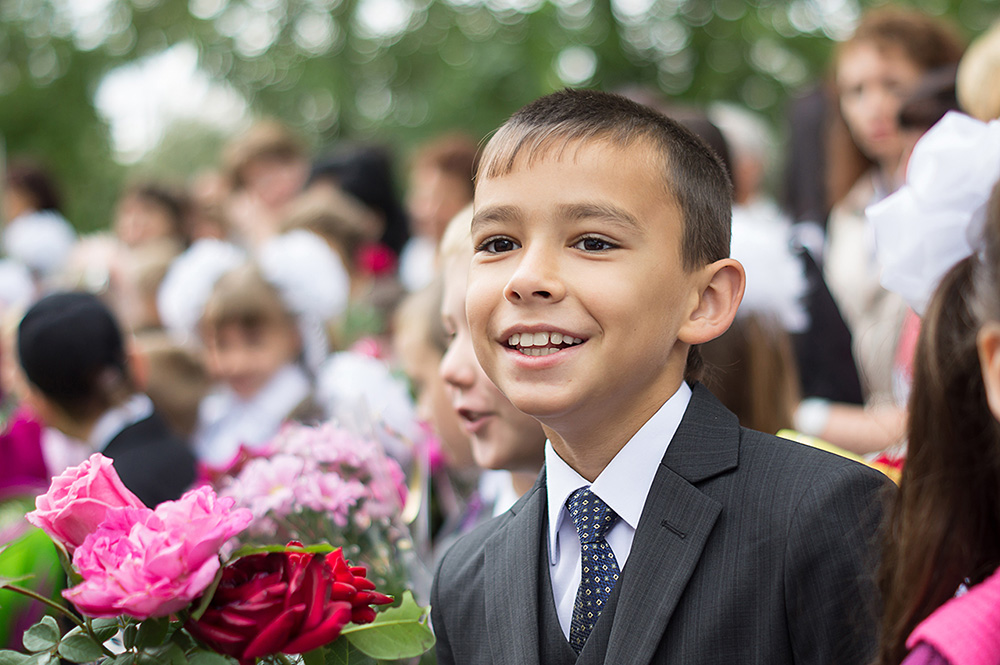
top-left (282, 602), bottom-right (352, 654)
top-left (242, 607), bottom-right (302, 660)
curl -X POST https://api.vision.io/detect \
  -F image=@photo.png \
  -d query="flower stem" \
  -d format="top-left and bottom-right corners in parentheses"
top-left (84, 618), bottom-right (118, 658)
top-left (4, 583), bottom-right (85, 628)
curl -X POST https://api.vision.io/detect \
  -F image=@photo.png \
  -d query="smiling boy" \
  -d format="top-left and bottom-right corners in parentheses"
top-left (430, 89), bottom-right (887, 664)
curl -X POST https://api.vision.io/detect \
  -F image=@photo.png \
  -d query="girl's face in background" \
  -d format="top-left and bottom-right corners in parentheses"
top-left (837, 42), bottom-right (924, 170)
top-left (439, 253), bottom-right (545, 474)
top-left (203, 319), bottom-right (301, 400)
top-left (395, 328), bottom-right (475, 471)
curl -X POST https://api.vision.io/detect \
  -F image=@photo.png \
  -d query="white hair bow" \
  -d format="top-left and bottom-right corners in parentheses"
top-left (868, 111), bottom-right (1000, 315)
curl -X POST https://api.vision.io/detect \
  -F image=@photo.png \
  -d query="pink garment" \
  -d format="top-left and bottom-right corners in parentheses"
top-left (906, 566), bottom-right (1000, 665)
top-left (903, 643), bottom-right (950, 665)
top-left (0, 406), bottom-right (47, 498)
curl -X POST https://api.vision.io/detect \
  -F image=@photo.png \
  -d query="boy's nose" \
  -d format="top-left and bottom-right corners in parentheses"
top-left (503, 245), bottom-right (566, 304)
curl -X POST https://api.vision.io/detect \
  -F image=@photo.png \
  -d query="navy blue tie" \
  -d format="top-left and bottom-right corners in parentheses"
top-left (565, 487), bottom-right (620, 653)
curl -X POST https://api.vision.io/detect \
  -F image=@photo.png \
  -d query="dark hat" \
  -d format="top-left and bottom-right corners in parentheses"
top-left (18, 292), bottom-right (126, 403)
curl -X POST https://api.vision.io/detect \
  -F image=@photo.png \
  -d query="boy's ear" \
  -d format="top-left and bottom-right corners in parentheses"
top-left (978, 323), bottom-right (1000, 422)
top-left (678, 258), bottom-right (745, 345)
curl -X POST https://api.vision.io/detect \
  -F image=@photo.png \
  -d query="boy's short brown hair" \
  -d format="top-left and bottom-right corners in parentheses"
top-left (477, 88), bottom-right (733, 271)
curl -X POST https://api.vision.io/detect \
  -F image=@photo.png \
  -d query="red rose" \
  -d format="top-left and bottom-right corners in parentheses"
top-left (186, 543), bottom-right (392, 664)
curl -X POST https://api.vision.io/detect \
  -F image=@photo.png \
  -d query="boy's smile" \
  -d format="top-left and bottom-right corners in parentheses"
top-left (467, 138), bottom-right (706, 450)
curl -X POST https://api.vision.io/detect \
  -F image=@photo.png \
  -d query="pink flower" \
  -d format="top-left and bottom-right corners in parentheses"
top-left (63, 486), bottom-right (253, 619)
top-left (26, 453), bottom-right (145, 553)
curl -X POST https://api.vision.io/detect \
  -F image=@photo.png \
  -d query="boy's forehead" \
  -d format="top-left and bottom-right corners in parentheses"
top-left (473, 136), bottom-right (676, 216)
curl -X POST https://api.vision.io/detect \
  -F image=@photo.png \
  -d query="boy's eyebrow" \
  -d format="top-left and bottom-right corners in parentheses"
top-left (471, 205), bottom-right (520, 233)
top-left (559, 202), bottom-right (641, 230)
top-left (471, 202), bottom-right (643, 233)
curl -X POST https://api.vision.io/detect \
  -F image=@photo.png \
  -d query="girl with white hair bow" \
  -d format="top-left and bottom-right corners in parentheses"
top-left (157, 230), bottom-right (349, 467)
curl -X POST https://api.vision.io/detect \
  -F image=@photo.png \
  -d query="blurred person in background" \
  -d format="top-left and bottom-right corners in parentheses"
top-left (957, 19), bottom-right (1000, 123)
top-left (399, 133), bottom-right (479, 293)
top-left (279, 185), bottom-right (385, 349)
top-left (113, 181), bottom-right (189, 251)
top-left (825, 7), bottom-right (963, 412)
top-left (804, 7), bottom-right (965, 456)
top-left (393, 279), bottom-right (479, 557)
top-left (2, 161), bottom-right (76, 287)
top-left (223, 119), bottom-right (310, 249)
top-left (17, 291), bottom-right (196, 507)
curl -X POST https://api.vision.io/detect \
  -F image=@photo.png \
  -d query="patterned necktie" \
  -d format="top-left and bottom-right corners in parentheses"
top-left (565, 486), bottom-right (621, 654)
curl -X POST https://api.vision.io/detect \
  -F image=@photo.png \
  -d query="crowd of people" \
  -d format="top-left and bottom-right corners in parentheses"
top-left (2, 4), bottom-right (1000, 663)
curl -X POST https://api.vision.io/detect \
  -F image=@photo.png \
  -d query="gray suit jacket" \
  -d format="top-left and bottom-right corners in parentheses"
top-left (431, 384), bottom-right (888, 664)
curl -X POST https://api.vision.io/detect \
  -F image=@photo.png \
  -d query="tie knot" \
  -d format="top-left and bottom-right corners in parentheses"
top-left (565, 487), bottom-right (618, 544)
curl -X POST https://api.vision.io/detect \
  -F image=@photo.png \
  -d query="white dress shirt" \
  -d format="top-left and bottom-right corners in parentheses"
top-left (546, 381), bottom-right (692, 639)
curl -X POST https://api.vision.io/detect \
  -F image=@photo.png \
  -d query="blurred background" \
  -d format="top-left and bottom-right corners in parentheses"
top-left (1, 0), bottom-right (994, 231)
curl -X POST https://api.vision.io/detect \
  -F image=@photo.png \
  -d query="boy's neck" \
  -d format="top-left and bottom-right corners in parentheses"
top-left (543, 379), bottom-right (683, 482)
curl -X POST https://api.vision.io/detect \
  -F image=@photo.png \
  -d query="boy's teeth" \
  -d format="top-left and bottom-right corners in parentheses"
top-left (508, 332), bottom-right (584, 347)
top-left (520, 347), bottom-right (561, 356)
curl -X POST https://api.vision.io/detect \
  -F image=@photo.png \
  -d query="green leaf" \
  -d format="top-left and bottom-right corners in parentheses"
top-left (322, 640), bottom-right (376, 665)
top-left (22, 617), bottom-right (61, 653)
top-left (88, 617), bottom-right (121, 643)
top-left (141, 643), bottom-right (187, 665)
top-left (188, 650), bottom-right (237, 665)
top-left (112, 653), bottom-right (136, 665)
top-left (122, 624), bottom-right (139, 651)
top-left (136, 618), bottom-right (170, 649)
top-left (340, 592), bottom-right (435, 660)
top-left (168, 629), bottom-right (195, 652)
top-left (0, 650), bottom-right (30, 665)
top-left (58, 633), bottom-right (105, 663)
top-left (24, 653), bottom-right (55, 665)
top-left (302, 649), bottom-right (325, 665)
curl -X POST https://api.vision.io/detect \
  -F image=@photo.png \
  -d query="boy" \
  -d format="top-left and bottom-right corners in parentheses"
top-left (430, 90), bottom-right (887, 664)
top-left (17, 292), bottom-right (196, 506)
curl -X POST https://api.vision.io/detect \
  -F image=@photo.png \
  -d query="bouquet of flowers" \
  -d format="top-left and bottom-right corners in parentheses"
top-left (212, 421), bottom-right (424, 603)
top-left (0, 454), bottom-right (434, 665)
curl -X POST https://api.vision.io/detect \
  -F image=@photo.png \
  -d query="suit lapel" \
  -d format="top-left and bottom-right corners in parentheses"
top-left (484, 473), bottom-right (546, 665)
top-left (602, 384), bottom-right (740, 665)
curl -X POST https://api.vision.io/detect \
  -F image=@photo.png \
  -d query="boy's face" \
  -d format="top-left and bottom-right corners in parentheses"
top-left (203, 321), bottom-right (301, 400)
top-left (467, 138), bottom-right (701, 436)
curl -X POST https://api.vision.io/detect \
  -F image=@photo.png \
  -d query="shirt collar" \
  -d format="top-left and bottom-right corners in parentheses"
top-left (90, 393), bottom-right (155, 452)
top-left (546, 381), bottom-right (692, 561)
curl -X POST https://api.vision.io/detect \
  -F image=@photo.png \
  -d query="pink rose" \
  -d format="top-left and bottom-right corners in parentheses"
top-left (63, 486), bottom-right (253, 619)
top-left (26, 453), bottom-right (145, 553)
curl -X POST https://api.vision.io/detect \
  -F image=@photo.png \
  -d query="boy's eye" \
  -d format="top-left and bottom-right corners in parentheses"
top-left (574, 236), bottom-right (616, 252)
top-left (476, 236), bottom-right (520, 254)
